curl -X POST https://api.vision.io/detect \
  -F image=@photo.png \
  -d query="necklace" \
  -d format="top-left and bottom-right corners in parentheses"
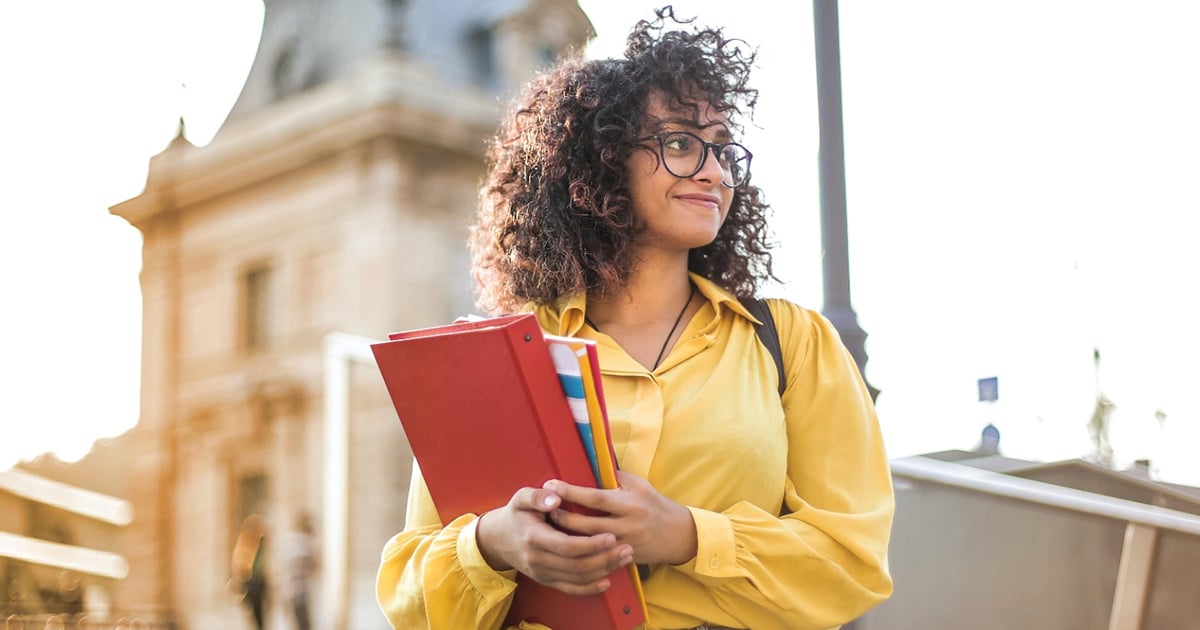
top-left (585, 284), bottom-right (696, 370)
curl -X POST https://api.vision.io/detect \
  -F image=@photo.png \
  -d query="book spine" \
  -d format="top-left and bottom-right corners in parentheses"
top-left (506, 322), bottom-right (596, 493)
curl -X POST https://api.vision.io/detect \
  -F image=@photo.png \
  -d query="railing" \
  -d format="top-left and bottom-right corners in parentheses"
top-left (3, 613), bottom-right (170, 630)
top-left (891, 456), bottom-right (1200, 630)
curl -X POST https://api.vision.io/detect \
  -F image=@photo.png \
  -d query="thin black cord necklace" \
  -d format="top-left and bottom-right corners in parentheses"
top-left (585, 284), bottom-right (696, 369)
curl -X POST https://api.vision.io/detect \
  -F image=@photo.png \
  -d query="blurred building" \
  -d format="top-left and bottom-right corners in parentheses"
top-left (106, 1), bottom-right (592, 628)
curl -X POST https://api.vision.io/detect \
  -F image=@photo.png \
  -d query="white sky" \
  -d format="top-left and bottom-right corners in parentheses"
top-left (2, 1), bottom-right (1198, 484)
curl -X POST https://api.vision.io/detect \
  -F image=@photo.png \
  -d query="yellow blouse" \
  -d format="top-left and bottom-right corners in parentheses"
top-left (377, 274), bottom-right (894, 629)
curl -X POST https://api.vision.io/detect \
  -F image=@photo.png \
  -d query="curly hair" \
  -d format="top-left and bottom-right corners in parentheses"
top-left (468, 6), bottom-right (777, 314)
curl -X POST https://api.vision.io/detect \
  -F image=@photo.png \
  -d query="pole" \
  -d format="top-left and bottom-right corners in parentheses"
top-left (321, 332), bottom-right (377, 630)
top-left (813, 0), bottom-right (878, 401)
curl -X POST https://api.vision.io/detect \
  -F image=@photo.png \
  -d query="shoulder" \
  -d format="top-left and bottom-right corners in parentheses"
top-left (756, 297), bottom-right (853, 367)
top-left (758, 297), bottom-right (828, 336)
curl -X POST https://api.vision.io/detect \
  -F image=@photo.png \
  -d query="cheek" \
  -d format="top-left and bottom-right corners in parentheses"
top-left (719, 195), bottom-right (735, 222)
top-left (627, 154), bottom-right (667, 210)
top-left (627, 149), bottom-right (662, 183)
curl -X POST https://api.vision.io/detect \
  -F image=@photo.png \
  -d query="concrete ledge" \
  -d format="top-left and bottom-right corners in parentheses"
top-left (0, 468), bottom-right (133, 526)
top-left (0, 531), bottom-right (129, 579)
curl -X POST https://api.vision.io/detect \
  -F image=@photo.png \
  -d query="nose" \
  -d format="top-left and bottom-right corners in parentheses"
top-left (692, 144), bottom-right (726, 184)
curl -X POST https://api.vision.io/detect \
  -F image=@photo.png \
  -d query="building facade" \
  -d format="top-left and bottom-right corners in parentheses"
top-left (109, 2), bottom-right (592, 628)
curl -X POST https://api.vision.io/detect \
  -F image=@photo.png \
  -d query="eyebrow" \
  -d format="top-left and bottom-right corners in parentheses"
top-left (650, 117), bottom-right (733, 141)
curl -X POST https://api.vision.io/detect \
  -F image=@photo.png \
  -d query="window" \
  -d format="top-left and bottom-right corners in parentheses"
top-left (242, 264), bottom-right (278, 352)
top-left (538, 45), bottom-right (557, 69)
top-left (468, 28), bottom-right (497, 87)
top-left (238, 472), bottom-right (269, 524)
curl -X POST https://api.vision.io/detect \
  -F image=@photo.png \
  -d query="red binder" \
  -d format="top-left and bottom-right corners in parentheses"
top-left (371, 313), bottom-right (646, 630)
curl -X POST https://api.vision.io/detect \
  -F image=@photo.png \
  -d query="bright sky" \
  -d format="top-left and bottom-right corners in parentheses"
top-left (2, 2), bottom-right (1198, 484)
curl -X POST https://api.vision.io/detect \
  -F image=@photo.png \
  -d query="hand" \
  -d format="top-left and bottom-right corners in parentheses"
top-left (475, 486), bottom-right (635, 595)
top-left (545, 471), bottom-right (698, 566)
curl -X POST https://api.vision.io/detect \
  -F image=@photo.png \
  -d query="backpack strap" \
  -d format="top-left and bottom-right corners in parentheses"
top-left (739, 297), bottom-right (786, 398)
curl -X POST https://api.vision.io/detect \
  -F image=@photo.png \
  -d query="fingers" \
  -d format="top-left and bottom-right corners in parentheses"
top-left (547, 577), bottom-right (613, 596)
top-left (542, 479), bottom-right (626, 514)
top-left (477, 487), bottom-right (565, 571)
top-left (510, 485), bottom-right (562, 514)
top-left (524, 534), bottom-right (634, 594)
top-left (487, 483), bottom-right (637, 595)
top-left (542, 530), bottom-right (620, 560)
top-left (541, 478), bottom-right (640, 536)
top-left (542, 474), bottom-right (697, 566)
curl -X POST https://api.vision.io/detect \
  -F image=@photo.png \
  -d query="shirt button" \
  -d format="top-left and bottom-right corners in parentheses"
top-left (709, 557), bottom-right (720, 569)
top-left (490, 579), bottom-right (502, 588)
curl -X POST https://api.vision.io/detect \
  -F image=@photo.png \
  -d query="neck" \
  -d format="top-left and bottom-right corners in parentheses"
top-left (586, 257), bottom-right (693, 328)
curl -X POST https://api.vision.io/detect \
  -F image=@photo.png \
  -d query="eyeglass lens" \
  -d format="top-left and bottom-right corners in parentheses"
top-left (658, 132), bottom-right (751, 187)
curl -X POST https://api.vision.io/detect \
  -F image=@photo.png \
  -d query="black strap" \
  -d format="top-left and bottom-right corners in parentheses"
top-left (740, 297), bottom-right (786, 398)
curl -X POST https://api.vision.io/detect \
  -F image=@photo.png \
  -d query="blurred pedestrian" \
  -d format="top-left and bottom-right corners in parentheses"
top-left (281, 511), bottom-right (317, 630)
top-left (231, 514), bottom-right (268, 630)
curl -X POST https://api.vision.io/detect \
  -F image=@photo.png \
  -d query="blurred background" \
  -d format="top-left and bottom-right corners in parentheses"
top-left (1, 1), bottom-right (1197, 628)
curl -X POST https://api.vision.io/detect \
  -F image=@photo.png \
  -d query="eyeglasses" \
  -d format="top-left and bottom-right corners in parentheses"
top-left (639, 131), bottom-right (753, 188)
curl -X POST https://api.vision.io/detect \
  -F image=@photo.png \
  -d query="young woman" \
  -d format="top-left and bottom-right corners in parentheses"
top-left (377, 7), bottom-right (893, 629)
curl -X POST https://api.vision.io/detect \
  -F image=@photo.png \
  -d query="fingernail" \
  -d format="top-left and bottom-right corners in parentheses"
top-left (543, 495), bottom-right (556, 507)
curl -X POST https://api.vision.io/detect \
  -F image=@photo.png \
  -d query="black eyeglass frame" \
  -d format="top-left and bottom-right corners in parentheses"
top-left (638, 131), bottom-right (754, 188)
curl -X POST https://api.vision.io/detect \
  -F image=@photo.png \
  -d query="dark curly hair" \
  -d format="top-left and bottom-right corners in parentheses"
top-left (468, 6), bottom-right (777, 314)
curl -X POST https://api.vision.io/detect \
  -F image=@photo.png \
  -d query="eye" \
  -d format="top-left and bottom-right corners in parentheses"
top-left (661, 133), bottom-right (695, 154)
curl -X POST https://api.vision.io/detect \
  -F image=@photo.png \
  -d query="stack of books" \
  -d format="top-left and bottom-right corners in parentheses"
top-left (372, 313), bottom-right (647, 630)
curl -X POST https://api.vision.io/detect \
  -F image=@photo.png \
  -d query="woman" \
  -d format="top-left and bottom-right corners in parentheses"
top-left (377, 7), bottom-right (893, 629)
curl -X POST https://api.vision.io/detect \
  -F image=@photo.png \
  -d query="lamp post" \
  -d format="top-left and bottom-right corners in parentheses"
top-left (813, 0), bottom-right (879, 402)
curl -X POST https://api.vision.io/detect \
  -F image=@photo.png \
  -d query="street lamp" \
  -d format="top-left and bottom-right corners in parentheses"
top-left (813, 0), bottom-right (879, 402)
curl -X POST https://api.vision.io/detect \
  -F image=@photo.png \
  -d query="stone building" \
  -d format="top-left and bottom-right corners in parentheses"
top-left (109, 1), bottom-right (592, 628)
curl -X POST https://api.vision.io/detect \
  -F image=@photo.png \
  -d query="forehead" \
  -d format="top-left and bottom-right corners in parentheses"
top-left (644, 91), bottom-right (731, 133)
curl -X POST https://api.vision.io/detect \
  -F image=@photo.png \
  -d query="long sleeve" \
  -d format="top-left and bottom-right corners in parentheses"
top-left (653, 301), bottom-right (894, 629)
top-left (566, 281), bottom-right (892, 630)
top-left (376, 462), bottom-right (522, 630)
top-left (378, 281), bottom-right (893, 630)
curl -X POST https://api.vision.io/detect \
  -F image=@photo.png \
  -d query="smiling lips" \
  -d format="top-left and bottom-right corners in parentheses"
top-left (676, 192), bottom-right (721, 209)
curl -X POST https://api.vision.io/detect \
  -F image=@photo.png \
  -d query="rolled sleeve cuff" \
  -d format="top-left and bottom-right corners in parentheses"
top-left (683, 506), bottom-right (740, 579)
top-left (456, 517), bottom-right (519, 605)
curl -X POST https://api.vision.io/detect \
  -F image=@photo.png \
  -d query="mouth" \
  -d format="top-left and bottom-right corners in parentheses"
top-left (676, 193), bottom-right (721, 209)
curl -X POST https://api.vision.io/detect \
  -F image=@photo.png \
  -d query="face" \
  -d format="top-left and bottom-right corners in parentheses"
top-left (627, 91), bottom-right (737, 254)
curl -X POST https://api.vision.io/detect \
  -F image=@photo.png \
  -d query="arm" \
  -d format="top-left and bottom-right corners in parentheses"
top-left (676, 303), bottom-right (894, 628)
top-left (549, 302), bottom-right (894, 629)
top-left (376, 465), bottom-right (518, 630)
top-left (376, 462), bottom-right (635, 630)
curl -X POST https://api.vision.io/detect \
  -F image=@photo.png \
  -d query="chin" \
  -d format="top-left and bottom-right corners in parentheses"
top-left (685, 232), bottom-right (721, 249)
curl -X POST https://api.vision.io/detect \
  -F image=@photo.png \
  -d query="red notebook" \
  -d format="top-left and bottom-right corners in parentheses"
top-left (371, 313), bottom-right (646, 630)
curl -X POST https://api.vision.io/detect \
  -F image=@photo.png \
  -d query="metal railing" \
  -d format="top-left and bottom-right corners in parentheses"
top-left (3, 613), bottom-right (170, 630)
top-left (891, 456), bottom-right (1200, 630)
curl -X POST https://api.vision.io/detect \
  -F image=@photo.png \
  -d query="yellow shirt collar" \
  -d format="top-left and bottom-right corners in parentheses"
top-left (531, 272), bottom-right (762, 335)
